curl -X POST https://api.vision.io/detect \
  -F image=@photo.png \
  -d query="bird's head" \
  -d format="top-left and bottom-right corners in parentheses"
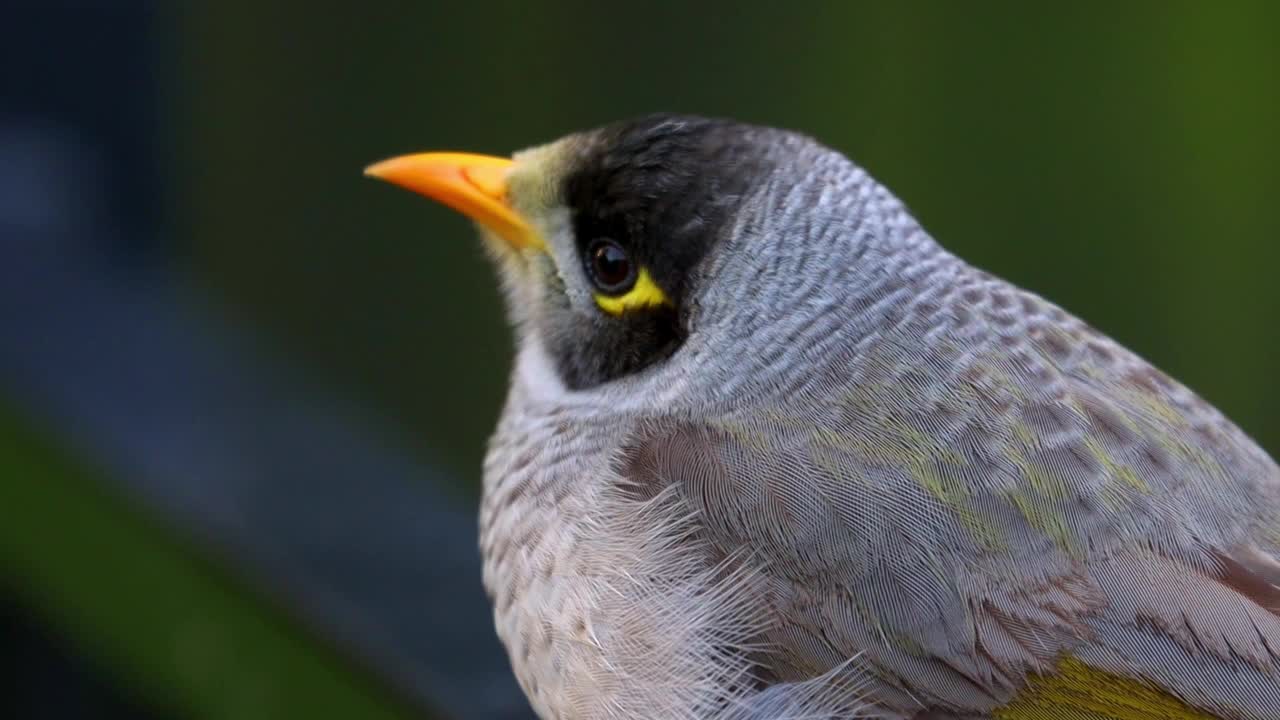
top-left (367, 115), bottom-right (904, 395)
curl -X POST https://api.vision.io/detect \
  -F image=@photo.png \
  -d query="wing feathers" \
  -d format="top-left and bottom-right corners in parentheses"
top-left (995, 657), bottom-right (1219, 720)
top-left (1215, 545), bottom-right (1280, 615)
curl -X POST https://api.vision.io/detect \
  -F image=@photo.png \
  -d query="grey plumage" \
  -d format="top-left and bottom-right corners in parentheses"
top-left (373, 116), bottom-right (1280, 719)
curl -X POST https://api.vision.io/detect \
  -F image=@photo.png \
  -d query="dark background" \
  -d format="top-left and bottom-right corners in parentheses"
top-left (1, 3), bottom-right (1276, 718)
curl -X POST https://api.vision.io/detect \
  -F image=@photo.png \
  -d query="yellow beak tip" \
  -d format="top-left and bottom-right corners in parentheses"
top-left (361, 151), bottom-right (543, 252)
top-left (362, 158), bottom-right (401, 180)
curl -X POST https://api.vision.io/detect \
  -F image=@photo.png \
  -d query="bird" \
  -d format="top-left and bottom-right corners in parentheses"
top-left (365, 115), bottom-right (1280, 720)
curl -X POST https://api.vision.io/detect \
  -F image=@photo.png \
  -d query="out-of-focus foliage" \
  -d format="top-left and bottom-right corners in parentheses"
top-left (0, 407), bottom-right (417, 720)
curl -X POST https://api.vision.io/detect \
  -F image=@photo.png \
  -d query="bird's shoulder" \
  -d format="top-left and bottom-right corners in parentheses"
top-left (627, 284), bottom-right (1280, 717)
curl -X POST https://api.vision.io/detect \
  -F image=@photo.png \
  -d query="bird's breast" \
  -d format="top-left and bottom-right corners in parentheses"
top-left (479, 395), bottom-right (768, 719)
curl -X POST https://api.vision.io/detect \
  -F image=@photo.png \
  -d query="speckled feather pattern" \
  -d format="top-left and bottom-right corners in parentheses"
top-left (478, 123), bottom-right (1280, 719)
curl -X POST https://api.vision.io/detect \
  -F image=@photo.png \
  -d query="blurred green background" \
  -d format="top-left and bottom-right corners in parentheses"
top-left (2, 2), bottom-right (1277, 718)
top-left (184, 2), bottom-right (1279, 474)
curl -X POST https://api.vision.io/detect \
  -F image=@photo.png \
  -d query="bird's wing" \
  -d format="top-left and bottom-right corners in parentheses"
top-left (633, 318), bottom-right (1280, 719)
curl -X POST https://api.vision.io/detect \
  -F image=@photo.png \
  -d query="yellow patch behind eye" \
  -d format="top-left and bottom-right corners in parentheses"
top-left (593, 267), bottom-right (672, 316)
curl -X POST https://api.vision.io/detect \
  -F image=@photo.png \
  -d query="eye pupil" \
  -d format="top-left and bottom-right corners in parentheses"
top-left (588, 239), bottom-right (635, 292)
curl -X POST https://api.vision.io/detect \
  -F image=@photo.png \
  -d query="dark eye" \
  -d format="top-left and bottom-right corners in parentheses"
top-left (586, 239), bottom-right (636, 294)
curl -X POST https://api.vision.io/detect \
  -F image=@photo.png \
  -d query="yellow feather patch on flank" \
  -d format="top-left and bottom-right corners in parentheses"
top-left (1120, 383), bottom-right (1189, 429)
top-left (995, 658), bottom-right (1219, 720)
top-left (712, 418), bottom-right (773, 454)
top-left (593, 267), bottom-right (672, 316)
top-left (1262, 520), bottom-right (1280, 551)
top-left (805, 392), bottom-right (1005, 550)
top-left (1082, 435), bottom-right (1149, 497)
top-left (1002, 429), bottom-right (1079, 557)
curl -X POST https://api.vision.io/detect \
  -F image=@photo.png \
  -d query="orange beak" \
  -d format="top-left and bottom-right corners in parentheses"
top-left (364, 152), bottom-right (543, 251)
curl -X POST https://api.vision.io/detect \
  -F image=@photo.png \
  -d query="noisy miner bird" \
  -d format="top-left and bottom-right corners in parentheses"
top-left (366, 115), bottom-right (1280, 720)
